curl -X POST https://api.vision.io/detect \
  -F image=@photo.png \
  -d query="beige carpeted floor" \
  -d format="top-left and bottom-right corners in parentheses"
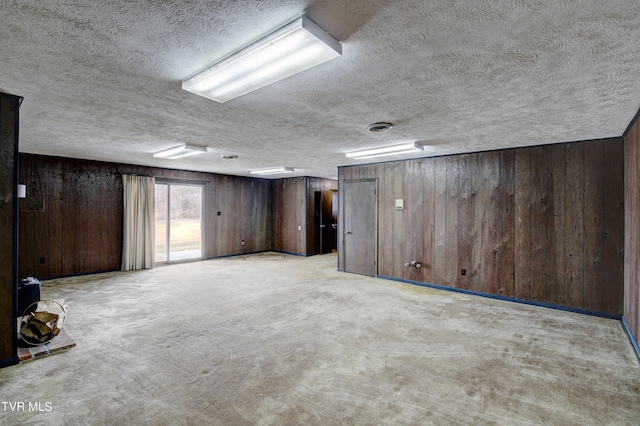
top-left (1, 252), bottom-right (639, 425)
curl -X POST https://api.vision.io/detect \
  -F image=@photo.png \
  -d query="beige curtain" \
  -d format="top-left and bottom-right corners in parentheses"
top-left (122, 175), bottom-right (155, 271)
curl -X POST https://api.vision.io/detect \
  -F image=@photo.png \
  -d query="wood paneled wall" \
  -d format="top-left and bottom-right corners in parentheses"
top-left (625, 117), bottom-right (640, 343)
top-left (206, 174), bottom-right (272, 258)
top-left (0, 93), bottom-right (21, 366)
top-left (271, 177), bottom-right (307, 255)
top-left (18, 155), bottom-right (335, 278)
top-left (339, 139), bottom-right (625, 315)
top-left (18, 154), bottom-right (272, 278)
top-left (271, 177), bottom-right (338, 256)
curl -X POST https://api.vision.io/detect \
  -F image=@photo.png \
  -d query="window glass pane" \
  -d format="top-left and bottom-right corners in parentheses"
top-left (169, 185), bottom-right (202, 261)
top-left (154, 184), bottom-right (168, 263)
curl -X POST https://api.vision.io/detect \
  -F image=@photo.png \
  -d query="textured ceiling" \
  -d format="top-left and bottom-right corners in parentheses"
top-left (2, 0), bottom-right (640, 179)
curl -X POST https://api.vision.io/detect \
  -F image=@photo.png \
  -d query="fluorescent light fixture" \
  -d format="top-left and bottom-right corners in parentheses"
top-left (250, 167), bottom-right (295, 175)
top-left (182, 15), bottom-right (341, 103)
top-left (345, 142), bottom-right (425, 160)
top-left (153, 143), bottom-right (207, 160)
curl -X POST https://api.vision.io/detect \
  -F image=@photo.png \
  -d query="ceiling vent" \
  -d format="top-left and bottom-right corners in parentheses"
top-left (367, 122), bottom-right (393, 133)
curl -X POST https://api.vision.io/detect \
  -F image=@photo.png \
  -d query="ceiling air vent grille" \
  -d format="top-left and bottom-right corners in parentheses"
top-left (367, 122), bottom-right (393, 133)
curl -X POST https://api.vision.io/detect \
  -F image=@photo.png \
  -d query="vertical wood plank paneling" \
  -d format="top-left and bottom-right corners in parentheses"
top-left (254, 180), bottom-right (269, 253)
top-left (366, 164), bottom-right (378, 180)
top-left (484, 151), bottom-right (501, 294)
top-left (498, 150), bottom-right (516, 297)
top-left (27, 156), bottom-right (47, 277)
top-left (85, 165), bottom-right (100, 271)
top-left (292, 177), bottom-right (307, 254)
top-left (433, 156), bottom-right (448, 285)
top-left (446, 156), bottom-right (460, 288)
top-left (61, 160), bottom-right (77, 275)
top-left (274, 178), bottom-right (284, 254)
top-left (405, 160), bottom-right (423, 281)
top-left (74, 166), bottom-right (90, 273)
top-left (269, 178), bottom-right (279, 255)
top-left (254, 179), bottom-right (268, 251)
top-left (231, 175), bottom-right (242, 254)
top-left (514, 148), bottom-right (532, 300)
top-left (392, 161), bottom-right (404, 278)
top-left (203, 179), bottom-right (215, 258)
top-left (371, 165), bottom-right (382, 273)
top-left (421, 159), bottom-right (435, 284)
top-left (47, 157), bottom-right (64, 277)
top-left (241, 177), bottom-right (252, 253)
top-left (18, 155), bottom-right (35, 278)
top-left (18, 155), bottom-right (273, 278)
top-left (603, 139), bottom-right (625, 315)
top-left (530, 146), bottom-right (548, 302)
top-left (222, 176), bottom-right (233, 255)
top-left (565, 143), bottom-right (585, 309)
top-left (85, 166), bottom-right (98, 271)
top-left (471, 153), bottom-right (485, 293)
top-left (34, 158), bottom-right (53, 277)
top-left (107, 169), bottom-right (122, 269)
top-left (625, 121), bottom-right (640, 340)
top-left (547, 144), bottom-right (566, 306)
top-left (378, 163), bottom-right (396, 277)
top-left (337, 137), bottom-right (623, 316)
top-left (583, 141), bottom-right (604, 312)
top-left (458, 154), bottom-right (472, 290)
top-left (260, 179), bottom-right (273, 250)
top-left (219, 175), bottom-right (230, 254)
top-left (97, 163), bottom-right (114, 269)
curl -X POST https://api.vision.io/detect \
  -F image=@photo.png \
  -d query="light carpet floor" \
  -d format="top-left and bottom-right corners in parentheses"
top-left (1, 252), bottom-right (638, 425)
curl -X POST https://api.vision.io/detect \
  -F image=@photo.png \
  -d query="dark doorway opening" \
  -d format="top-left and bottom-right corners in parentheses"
top-left (313, 190), bottom-right (336, 254)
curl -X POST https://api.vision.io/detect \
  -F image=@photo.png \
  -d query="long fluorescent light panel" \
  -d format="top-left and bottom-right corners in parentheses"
top-left (182, 15), bottom-right (341, 103)
top-left (153, 144), bottom-right (207, 160)
top-left (250, 167), bottom-right (295, 175)
top-left (345, 142), bottom-right (425, 160)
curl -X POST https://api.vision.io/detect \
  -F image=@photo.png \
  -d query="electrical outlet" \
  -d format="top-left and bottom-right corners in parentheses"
top-left (39, 257), bottom-right (45, 264)
top-left (461, 269), bottom-right (466, 276)
top-left (241, 240), bottom-right (245, 246)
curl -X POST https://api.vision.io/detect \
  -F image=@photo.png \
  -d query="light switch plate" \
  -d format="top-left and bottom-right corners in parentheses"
top-left (395, 199), bottom-right (404, 210)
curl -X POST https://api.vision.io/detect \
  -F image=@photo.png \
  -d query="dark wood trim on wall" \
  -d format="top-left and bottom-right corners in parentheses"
top-left (0, 92), bottom-right (22, 366)
top-left (624, 116), bottom-right (640, 345)
top-left (338, 138), bottom-right (625, 316)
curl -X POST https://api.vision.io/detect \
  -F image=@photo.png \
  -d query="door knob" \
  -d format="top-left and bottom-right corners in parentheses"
top-left (345, 231), bottom-right (352, 234)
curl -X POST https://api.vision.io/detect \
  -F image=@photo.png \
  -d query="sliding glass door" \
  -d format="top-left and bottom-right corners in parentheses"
top-left (155, 183), bottom-right (203, 263)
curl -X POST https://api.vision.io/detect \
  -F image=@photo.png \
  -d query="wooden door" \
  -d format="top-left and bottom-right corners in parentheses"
top-left (343, 180), bottom-right (377, 276)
